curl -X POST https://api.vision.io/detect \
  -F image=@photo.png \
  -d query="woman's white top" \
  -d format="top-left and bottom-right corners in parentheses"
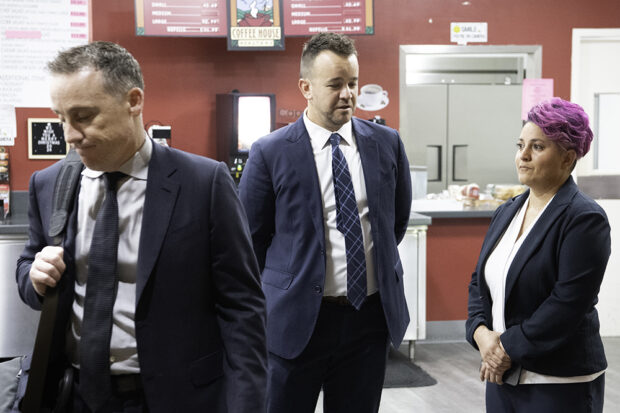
top-left (484, 195), bottom-right (604, 384)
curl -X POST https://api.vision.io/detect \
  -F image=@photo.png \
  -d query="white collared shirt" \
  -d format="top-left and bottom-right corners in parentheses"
top-left (303, 113), bottom-right (377, 297)
top-left (67, 137), bottom-right (152, 374)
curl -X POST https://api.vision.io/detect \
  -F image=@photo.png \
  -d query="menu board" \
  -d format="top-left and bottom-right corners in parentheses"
top-left (135, 0), bottom-right (227, 36)
top-left (283, 0), bottom-right (373, 36)
top-left (135, 0), bottom-right (374, 38)
top-left (0, 0), bottom-right (90, 108)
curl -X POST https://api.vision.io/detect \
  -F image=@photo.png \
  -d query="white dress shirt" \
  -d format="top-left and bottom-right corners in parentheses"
top-left (67, 137), bottom-right (151, 374)
top-left (303, 113), bottom-right (377, 298)
top-left (485, 194), bottom-right (604, 384)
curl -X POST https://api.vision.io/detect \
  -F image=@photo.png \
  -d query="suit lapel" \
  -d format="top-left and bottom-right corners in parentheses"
top-left (136, 142), bottom-right (180, 305)
top-left (504, 177), bottom-right (579, 301)
top-left (353, 119), bottom-right (380, 217)
top-left (284, 118), bottom-right (325, 249)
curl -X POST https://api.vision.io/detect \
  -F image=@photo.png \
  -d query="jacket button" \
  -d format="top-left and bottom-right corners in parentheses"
top-left (313, 285), bottom-right (322, 294)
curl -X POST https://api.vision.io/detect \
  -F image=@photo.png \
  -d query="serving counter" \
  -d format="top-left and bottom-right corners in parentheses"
top-left (411, 199), bottom-right (497, 341)
top-left (0, 192), bottom-right (39, 358)
top-left (398, 212), bottom-right (432, 359)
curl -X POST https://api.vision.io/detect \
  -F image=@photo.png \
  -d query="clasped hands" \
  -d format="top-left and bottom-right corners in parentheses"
top-left (473, 325), bottom-right (511, 385)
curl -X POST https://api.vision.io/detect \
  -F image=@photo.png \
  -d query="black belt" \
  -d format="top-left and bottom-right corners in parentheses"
top-left (322, 292), bottom-right (379, 307)
top-left (74, 368), bottom-right (143, 394)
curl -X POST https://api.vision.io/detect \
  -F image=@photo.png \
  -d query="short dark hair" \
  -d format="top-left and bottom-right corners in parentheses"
top-left (47, 41), bottom-right (144, 98)
top-left (300, 32), bottom-right (357, 79)
top-left (527, 97), bottom-right (593, 159)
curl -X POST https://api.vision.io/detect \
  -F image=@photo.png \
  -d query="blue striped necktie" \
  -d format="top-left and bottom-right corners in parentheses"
top-left (329, 133), bottom-right (367, 310)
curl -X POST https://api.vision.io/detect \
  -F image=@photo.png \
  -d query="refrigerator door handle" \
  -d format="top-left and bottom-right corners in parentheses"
top-left (426, 144), bottom-right (442, 182)
top-left (452, 144), bottom-right (468, 182)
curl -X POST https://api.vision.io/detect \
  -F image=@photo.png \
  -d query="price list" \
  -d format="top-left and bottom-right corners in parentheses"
top-left (0, 0), bottom-right (89, 108)
top-left (283, 0), bottom-right (372, 36)
top-left (136, 0), bottom-right (227, 36)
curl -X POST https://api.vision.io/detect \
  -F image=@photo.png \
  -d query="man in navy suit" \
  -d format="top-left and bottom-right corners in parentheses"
top-left (16, 41), bottom-right (267, 412)
top-left (239, 33), bottom-right (412, 413)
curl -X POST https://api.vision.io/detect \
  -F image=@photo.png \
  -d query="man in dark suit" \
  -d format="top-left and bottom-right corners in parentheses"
top-left (16, 41), bottom-right (267, 413)
top-left (238, 33), bottom-right (412, 413)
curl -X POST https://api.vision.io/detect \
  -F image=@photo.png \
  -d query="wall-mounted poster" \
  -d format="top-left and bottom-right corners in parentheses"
top-left (228, 0), bottom-right (284, 50)
top-left (28, 119), bottom-right (68, 159)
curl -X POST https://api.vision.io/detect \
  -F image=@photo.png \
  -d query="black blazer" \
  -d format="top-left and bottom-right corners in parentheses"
top-left (17, 141), bottom-right (268, 412)
top-left (466, 177), bottom-right (610, 377)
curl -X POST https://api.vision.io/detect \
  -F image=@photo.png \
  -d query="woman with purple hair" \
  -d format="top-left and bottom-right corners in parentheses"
top-left (466, 98), bottom-right (610, 412)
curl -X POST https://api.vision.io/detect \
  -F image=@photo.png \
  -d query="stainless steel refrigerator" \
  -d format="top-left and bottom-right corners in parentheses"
top-left (399, 46), bottom-right (542, 195)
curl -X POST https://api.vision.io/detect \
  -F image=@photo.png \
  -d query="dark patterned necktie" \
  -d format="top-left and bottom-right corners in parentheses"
top-left (80, 172), bottom-right (124, 412)
top-left (329, 133), bottom-right (367, 309)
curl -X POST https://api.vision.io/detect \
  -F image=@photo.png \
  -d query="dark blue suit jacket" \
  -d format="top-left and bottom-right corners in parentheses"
top-left (238, 117), bottom-right (412, 359)
top-left (466, 177), bottom-right (610, 377)
top-left (16, 141), bottom-right (267, 413)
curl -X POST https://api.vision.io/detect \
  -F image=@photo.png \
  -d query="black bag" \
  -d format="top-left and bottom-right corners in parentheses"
top-left (15, 149), bottom-right (83, 412)
top-left (0, 356), bottom-right (27, 413)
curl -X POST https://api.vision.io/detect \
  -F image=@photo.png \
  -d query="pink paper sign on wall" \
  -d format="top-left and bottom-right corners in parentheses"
top-left (522, 78), bottom-right (554, 120)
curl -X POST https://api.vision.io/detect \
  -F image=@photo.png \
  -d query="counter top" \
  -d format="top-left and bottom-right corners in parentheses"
top-left (0, 214), bottom-right (29, 236)
top-left (3, 212), bottom-right (434, 234)
top-left (3, 191), bottom-right (434, 235)
top-left (412, 199), bottom-right (497, 219)
top-left (3, 213), bottom-right (434, 235)
top-left (0, 192), bottom-right (29, 236)
top-left (415, 209), bottom-right (495, 219)
top-left (409, 211), bottom-right (432, 226)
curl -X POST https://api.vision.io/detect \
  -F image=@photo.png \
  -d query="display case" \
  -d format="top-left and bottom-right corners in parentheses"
top-left (216, 93), bottom-right (276, 183)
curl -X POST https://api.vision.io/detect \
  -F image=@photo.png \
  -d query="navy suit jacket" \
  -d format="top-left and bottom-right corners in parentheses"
top-left (16, 141), bottom-right (267, 413)
top-left (466, 177), bottom-right (610, 377)
top-left (238, 116), bottom-right (412, 359)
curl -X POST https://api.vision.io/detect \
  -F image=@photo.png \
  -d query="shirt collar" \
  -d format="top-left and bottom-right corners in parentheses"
top-left (82, 134), bottom-right (152, 180)
top-left (303, 109), bottom-right (355, 152)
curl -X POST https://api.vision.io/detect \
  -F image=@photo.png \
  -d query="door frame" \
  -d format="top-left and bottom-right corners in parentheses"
top-left (571, 28), bottom-right (620, 104)
top-left (571, 28), bottom-right (620, 176)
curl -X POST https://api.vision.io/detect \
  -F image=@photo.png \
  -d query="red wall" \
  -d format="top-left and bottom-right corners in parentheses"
top-left (8, 0), bottom-right (620, 191)
top-left (426, 218), bottom-right (491, 321)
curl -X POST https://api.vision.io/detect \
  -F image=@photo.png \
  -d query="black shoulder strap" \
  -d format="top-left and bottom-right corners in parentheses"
top-left (21, 148), bottom-right (83, 413)
top-left (48, 148), bottom-right (83, 243)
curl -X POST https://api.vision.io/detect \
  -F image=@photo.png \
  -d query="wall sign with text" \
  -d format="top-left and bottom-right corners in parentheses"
top-left (135, 0), bottom-right (228, 36)
top-left (28, 119), bottom-right (68, 159)
top-left (450, 22), bottom-right (488, 45)
top-left (283, 0), bottom-right (374, 36)
top-left (135, 0), bottom-right (374, 40)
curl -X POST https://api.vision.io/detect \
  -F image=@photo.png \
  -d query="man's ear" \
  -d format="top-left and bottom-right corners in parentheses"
top-left (298, 78), bottom-right (312, 100)
top-left (127, 87), bottom-right (144, 117)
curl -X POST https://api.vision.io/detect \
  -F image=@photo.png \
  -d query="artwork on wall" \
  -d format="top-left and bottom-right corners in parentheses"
top-left (28, 118), bottom-right (68, 159)
top-left (228, 0), bottom-right (284, 50)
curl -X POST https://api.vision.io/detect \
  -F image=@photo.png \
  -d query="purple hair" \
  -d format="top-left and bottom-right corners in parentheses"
top-left (527, 97), bottom-right (593, 159)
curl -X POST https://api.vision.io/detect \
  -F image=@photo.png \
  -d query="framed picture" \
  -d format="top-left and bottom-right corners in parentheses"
top-left (28, 118), bottom-right (68, 159)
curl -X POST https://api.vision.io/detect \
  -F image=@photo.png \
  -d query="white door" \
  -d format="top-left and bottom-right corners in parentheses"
top-left (571, 28), bottom-right (620, 336)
